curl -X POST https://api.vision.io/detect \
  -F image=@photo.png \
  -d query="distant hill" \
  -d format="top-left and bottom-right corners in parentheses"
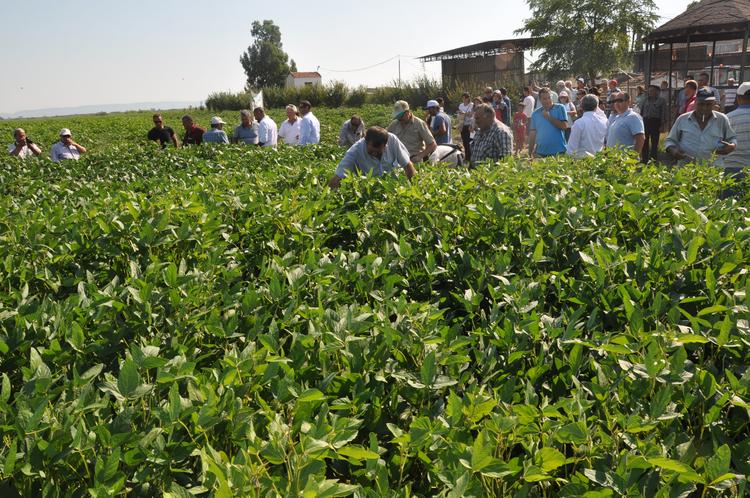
top-left (1, 101), bottom-right (203, 119)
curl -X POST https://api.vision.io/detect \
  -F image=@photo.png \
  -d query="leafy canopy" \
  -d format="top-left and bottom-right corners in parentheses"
top-left (516, 0), bottom-right (658, 82)
top-left (240, 20), bottom-right (294, 90)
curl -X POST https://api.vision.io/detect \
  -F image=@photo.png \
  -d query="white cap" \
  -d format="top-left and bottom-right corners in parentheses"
top-left (738, 82), bottom-right (750, 97)
top-left (210, 116), bottom-right (226, 125)
top-left (59, 128), bottom-right (71, 137)
top-left (425, 99), bottom-right (439, 109)
top-left (559, 91), bottom-right (569, 98)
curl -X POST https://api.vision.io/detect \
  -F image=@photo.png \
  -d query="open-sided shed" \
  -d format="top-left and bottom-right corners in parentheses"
top-left (419, 39), bottom-right (535, 87)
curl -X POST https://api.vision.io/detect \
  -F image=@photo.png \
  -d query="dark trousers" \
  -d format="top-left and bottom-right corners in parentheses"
top-left (461, 125), bottom-right (472, 162)
top-left (642, 117), bottom-right (661, 163)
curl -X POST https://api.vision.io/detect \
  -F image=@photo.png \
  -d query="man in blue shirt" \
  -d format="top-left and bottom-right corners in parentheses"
top-left (203, 117), bottom-right (230, 144)
top-left (426, 99), bottom-right (452, 145)
top-left (328, 126), bottom-right (417, 188)
top-left (299, 100), bottom-right (321, 145)
top-left (606, 92), bottom-right (645, 154)
top-left (528, 88), bottom-right (568, 157)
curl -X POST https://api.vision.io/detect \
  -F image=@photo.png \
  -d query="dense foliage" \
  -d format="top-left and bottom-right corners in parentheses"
top-left (0, 110), bottom-right (749, 497)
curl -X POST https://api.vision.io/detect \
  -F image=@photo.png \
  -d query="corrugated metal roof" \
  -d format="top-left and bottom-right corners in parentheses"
top-left (419, 38), bottom-right (535, 62)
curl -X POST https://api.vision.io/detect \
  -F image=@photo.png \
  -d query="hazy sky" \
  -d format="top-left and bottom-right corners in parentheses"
top-left (0, 0), bottom-right (689, 114)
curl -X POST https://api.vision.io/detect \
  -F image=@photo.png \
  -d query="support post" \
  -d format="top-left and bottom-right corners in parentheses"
top-left (684, 35), bottom-right (691, 81)
top-left (709, 40), bottom-right (717, 85)
top-left (668, 42), bottom-right (674, 126)
top-left (741, 24), bottom-right (750, 81)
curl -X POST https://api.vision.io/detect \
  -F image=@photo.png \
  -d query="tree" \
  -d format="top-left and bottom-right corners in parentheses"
top-left (240, 20), bottom-right (294, 89)
top-left (516, 0), bottom-right (658, 84)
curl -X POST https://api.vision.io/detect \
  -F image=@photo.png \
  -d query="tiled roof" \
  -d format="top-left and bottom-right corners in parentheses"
top-left (290, 72), bottom-right (321, 78)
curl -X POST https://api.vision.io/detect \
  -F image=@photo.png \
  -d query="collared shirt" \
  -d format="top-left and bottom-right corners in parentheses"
top-left (664, 111), bottom-right (737, 166)
top-left (606, 109), bottom-right (645, 149)
top-left (202, 128), bottom-right (229, 144)
top-left (338, 119), bottom-right (365, 147)
top-left (458, 102), bottom-right (474, 126)
top-left (430, 111), bottom-right (452, 145)
top-left (640, 96), bottom-right (667, 121)
top-left (334, 133), bottom-right (410, 178)
top-left (257, 116), bottom-right (278, 147)
top-left (724, 88), bottom-right (737, 108)
top-left (50, 142), bottom-right (81, 162)
top-left (299, 112), bottom-right (320, 145)
top-left (387, 115), bottom-right (435, 158)
top-left (7, 143), bottom-right (35, 158)
top-left (471, 120), bottom-right (513, 165)
top-left (566, 111), bottom-right (607, 158)
top-left (530, 104), bottom-right (568, 156)
top-left (278, 118), bottom-right (301, 145)
top-left (233, 123), bottom-right (259, 145)
top-left (183, 125), bottom-right (205, 146)
top-left (724, 105), bottom-right (750, 169)
top-left (523, 95), bottom-right (535, 118)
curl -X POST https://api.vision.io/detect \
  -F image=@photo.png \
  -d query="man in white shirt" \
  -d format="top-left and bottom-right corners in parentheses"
top-left (298, 100), bottom-right (320, 145)
top-left (566, 95), bottom-right (607, 158)
top-left (328, 126), bottom-right (417, 188)
top-left (253, 107), bottom-right (278, 148)
top-left (278, 104), bottom-right (301, 145)
top-left (522, 87), bottom-right (535, 119)
top-left (50, 128), bottom-right (87, 163)
top-left (8, 128), bottom-right (42, 158)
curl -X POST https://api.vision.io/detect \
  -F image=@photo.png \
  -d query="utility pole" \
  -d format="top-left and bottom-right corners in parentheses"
top-left (398, 55), bottom-right (402, 88)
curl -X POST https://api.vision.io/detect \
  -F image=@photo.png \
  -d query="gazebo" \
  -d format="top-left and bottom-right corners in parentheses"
top-left (644, 0), bottom-right (750, 90)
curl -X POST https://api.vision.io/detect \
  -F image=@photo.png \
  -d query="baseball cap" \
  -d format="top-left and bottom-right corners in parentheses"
top-left (425, 99), bottom-right (439, 109)
top-left (577, 77), bottom-right (585, 83)
top-left (392, 100), bottom-right (410, 119)
top-left (696, 87), bottom-right (716, 102)
top-left (210, 116), bottom-right (226, 125)
top-left (59, 128), bottom-right (71, 137)
top-left (737, 81), bottom-right (750, 96)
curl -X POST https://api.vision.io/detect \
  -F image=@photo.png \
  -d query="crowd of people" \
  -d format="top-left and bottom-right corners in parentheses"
top-left (7, 76), bottom-right (750, 191)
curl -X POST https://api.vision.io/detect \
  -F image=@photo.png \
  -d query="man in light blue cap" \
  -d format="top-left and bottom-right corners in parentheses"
top-left (426, 99), bottom-right (452, 145)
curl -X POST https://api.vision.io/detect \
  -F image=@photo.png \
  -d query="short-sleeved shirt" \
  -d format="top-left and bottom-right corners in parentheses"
top-left (299, 112), bottom-right (320, 145)
top-left (387, 116), bottom-right (435, 158)
top-left (279, 119), bottom-right (301, 145)
top-left (257, 116), bottom-right (278, 147)
top-left (147, 126), bottom-right (176, 148)
top-left (7, 143), bottom-right (35, 158)
top-left (50, 142), bottom-right (81, 162)
top-left (430, 111), bottom-right (452, 145)
top-left (233, 123), bottom-right (259, 145)
top-left (202, 128), bottom-right (229, 144)
top-left (334, 133), bottom-right (410, 178)
top-left (471, 120), bottom-right (514, 165)
top-left (183, 126), bottom-right (205, 146)
top-left (606, 109), bottom-right (645, 149)
top-left (664, 111), bottom-right (737, 166)
top-left (458, 102), bottom-right (474, 126)
top-left (724, 105), bottom-right (750, 169)
top-left (338, 120), bottom-right (365, 147)
top-left (530, 104), bottom-right (568, 156)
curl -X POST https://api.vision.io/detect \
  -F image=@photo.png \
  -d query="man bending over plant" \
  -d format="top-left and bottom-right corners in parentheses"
top-left (328, 126), bottom-right (417, 189)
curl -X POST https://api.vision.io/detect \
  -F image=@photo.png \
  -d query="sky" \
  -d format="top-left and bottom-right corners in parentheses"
top-left (0, 0), bottom-right (689, 115)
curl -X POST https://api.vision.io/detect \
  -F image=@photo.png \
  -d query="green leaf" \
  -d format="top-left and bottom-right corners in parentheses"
top-left (471, 430), bottom-right (494, 472)
top-left (705, 444), bottom-right (730, 483)
top-left (686, 236), bottom-right (704, 265)
top-left (556, 422), bottom-right (588, 445)
top-left (0, 374), bottom-right (10, 404)
top-left (337, 446), bottom-right (379, 462)
top-left (536, 447), bottom-right (566, 473)
top-left (117, 359), bottom-right (141, 397)
top-left (647, 457), bottom-right (694, 474)
top-left (297, 388), bottom-right (325, 403)
top-left (3, 438), bottom-right (17, 476)
top-left (533, 239), bottom-right (544, 262)
top-left (420, 351), bottom-right (436, 386)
